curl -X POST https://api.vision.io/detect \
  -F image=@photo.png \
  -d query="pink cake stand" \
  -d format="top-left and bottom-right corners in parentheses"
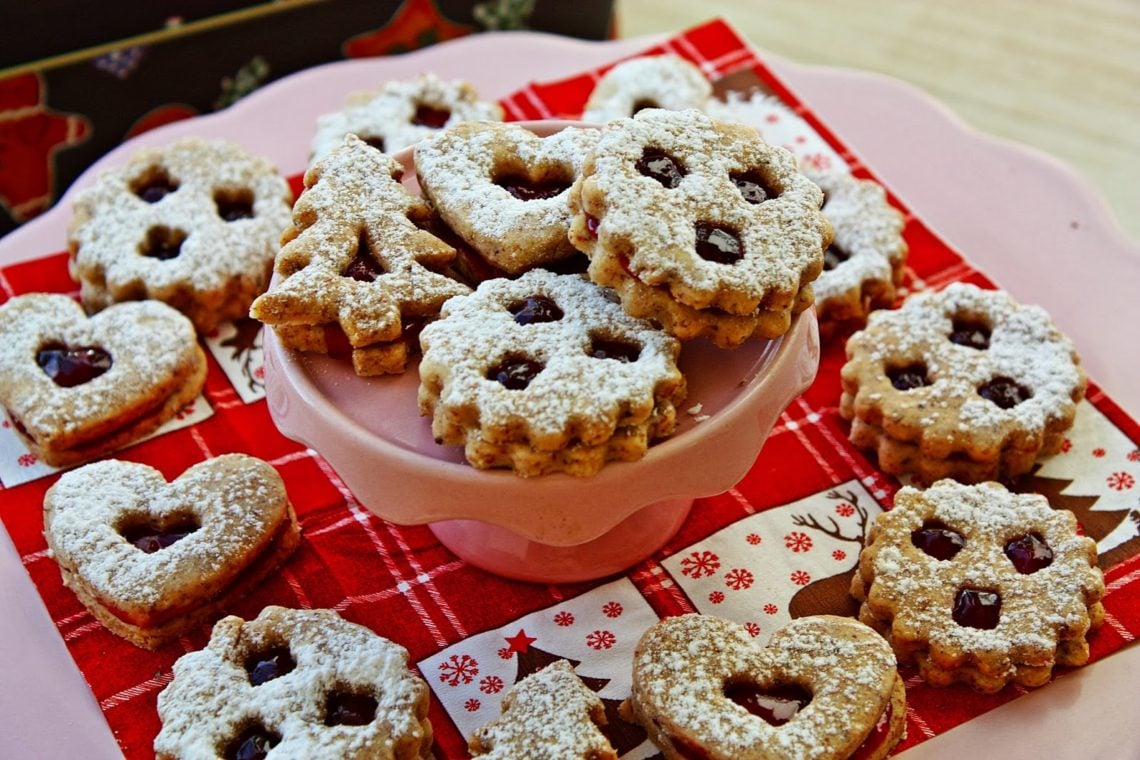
top-left (263, 121), bottom-right (820, 582)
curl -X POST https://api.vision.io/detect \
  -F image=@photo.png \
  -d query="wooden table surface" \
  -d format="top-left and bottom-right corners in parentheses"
top-left (617, 0), bottom-right (1140, 240)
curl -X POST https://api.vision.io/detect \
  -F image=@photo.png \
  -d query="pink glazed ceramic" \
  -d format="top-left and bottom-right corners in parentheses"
top-left (262, 120), bottom-right (820, 582)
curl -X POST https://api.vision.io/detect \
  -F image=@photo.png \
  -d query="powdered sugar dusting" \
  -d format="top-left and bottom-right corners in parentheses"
top-left (582, 55), bottom-right (712, 122)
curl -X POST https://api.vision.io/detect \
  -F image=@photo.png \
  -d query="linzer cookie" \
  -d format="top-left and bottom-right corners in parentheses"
top-left (808, 170), bottom-right (907, 339)
top-left (623, 614), bottom-right (906, 760)
top-left (851, 479), bottom-right (1105, 693)
top-left (311, 73), bottom-right (503, 162)
top-left (0, 294), bottom-right (206, 467)
top-left (568, 108), bottom-right (830, 347)
top-left (840, 283), bottom-right (1086, 484)
top-left (43, 455), bottom-right (300, 649)
top-left (418, 269), bottom-right (686, 477)
top-left (68, 137), bottom-right (292, 334)
top-left (154, 606), bottom-right (433, 759)
top-left (581, 54), bottom-right (712, 122)
top-left (469, 660), bottom-right (617, 759)
top-left (415, 121), bottom-right (599, 277)
top-left (250, 134), bottom-right (470, 376)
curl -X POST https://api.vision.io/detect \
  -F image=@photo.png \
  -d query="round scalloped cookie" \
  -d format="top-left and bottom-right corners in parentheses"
top-left (582, 54), bottom-right (712, 122)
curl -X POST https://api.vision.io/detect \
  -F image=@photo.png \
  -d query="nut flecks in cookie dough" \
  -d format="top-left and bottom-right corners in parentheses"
top-left (311, 73), bottom-right (504, 162)
top-left (840, 282), bottom-right (1086, 484)
top-left (851, 480), bottom-right (1105, 693)
top-left (154, 606), bottom-right (433, 760)
top-left (250, 134), bottom-right (470, 376)
top-left (415, 122), bottom-right (600, 274)
top-left (623, 614), bottom-right (905, 760)
top-left (468, 660), bottom-right (617, 759)
top-left (582, 54), bottom-right (712, 123)
top-left (569, 108), bottom-right (829, 346)
top-left (68, 138), bottom-right (293, 334)
top-left (418, 270), bottom-right (686, 477)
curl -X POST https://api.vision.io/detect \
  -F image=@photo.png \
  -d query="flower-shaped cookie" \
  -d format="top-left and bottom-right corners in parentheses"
top-left (582, 55), bottom-right (712, 122)
top-left (415, 121), bottom-right (599, 275)
top-left (68, 138), bottom-right (292, 333)
top-left (569, 108), bottom-right (829, 346)
top-left (311, 73), bottom-right (503, 162)
top-left (624, 614), bottom-right (905, 760)
top-left (250, 134), bottom-right (470, 376)
top-left (418, 270), bottom-right (686, 477)
top-left (840, 283), bottom-right (1087, 483)
top-left (155, 606), bottom-right (433, 759)
top-left (43, 455), bottom-right (299, 649)
top-left (0, 294), bottom-right (206, 467)
top-left (852, 479), bottom-right (1105, 692)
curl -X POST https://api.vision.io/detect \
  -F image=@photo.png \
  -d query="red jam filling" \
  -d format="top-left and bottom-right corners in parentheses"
top-left (1004, 532), bottom-right (1053, 574)
top-left (412, 104), bottom-right (451, 128)
top-left (486, 355), bottom-right (544, 390)
top-left (135, 176), bottom-right (179, 203)
top-left (120, 516), bottom-right (200, 554)
top-left (324, 691), bottom-right (377, 726)
top-left (589, 338), bottom-right (641, 363)
top-left (36, 343), bottom-right (112, 387)
top-left (725, 682), bottom-right (811, 726)
top-left (911, 521), bottom-right (966, 561)
top-left (850, 698), bottom-right (896, 760)
top-left (953, 588), bottom-right (1001, 629)
top-left (887, 362), bottom-right (930, 391)
top-left (215, 189), bottom-right (255, 221)
top-left (978, 376), bottom-right (1031, 409)
top-left (245, 645), bottom-right (296, 686)
top-left (510, 295), bottom-right (563, 325)
top-left (637, 148), bottom-right (686, 188)
top-left (140, 225), bottom-right (186, 260)
top-left (496, 175), bottom-right (570, 201)
top-left (694, 222), bottom-right (744, 265)
top-left (585, 215), bottom-right (601, 238)
top-left (949, 317), bottom-right (991, 349)
top-left (224, 725), bottom-right (280, 760)
top-left (731, 169), bottom-right (780, 204)
top-left (341, 232), bottom-right (385, 282)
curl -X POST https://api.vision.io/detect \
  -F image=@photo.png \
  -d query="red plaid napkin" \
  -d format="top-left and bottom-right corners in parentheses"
top-left (2, 18), bottom-right (1139, 759)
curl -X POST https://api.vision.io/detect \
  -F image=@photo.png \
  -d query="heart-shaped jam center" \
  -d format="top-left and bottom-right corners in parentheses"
top-left (496, 175), bottom-right (571, 201)
top-left (823, 242), bottom-right (851, 271)
top-left (36, 343), bottom-right (113, 387)
top-left (952, 588), bottom-right (1001, 629)
top-left (120, 514), bottom-right (200, 553)
top-left (731, 169), bottom-right (780, 204)
top-left (140, 225), bottom-right (187, 260)
top-left (324, 691), bottom-right (378, 726)
top-left (244, 645), bottom-right (296, 686)
top-left (510, 295), bottom-right (563, 325)
top-left (487, 355), bottom-right (544, 390)
top-left (949, 317), bottom-right (991, 349)
top-left (724, 682), bottom-right (812, 726)
top-left (413, 104), bottom-right (451, 129)
top-left (589, 337), bottom-right (641, 363)
top-left (135, 174), bottom-right (179, 204)
top-left (911, 520), bottom-right (966, 560)
top-left (694, 222), bottom-right (744, 265)
top-left (341, 232), bottom-right (386, 282)
top-left (224, 724), bottom-right (280, 760)
top-left (215, 188), bottom-right (255, 221)
top-left (1004, 532), bottom-right (1053, 574)
top-left (637, 148), bottom-right (686, 188)
top-left (887, 362), bottom-right (929, 391)
top-left (978, 376), bottom-right (1031, 409)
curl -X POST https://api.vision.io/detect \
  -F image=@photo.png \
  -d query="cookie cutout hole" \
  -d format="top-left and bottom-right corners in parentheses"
top-left (341, 230), bottom-right (387, 282)
top-left (486, 354), bottom-right (544, 390)
top-left (724, 682), bottom-right (812, 726)
top-left (636, 147), bottom-right (686, 188)
top-left (631, 98), bottom-right (659, 115)
top-left (36, 342), bottom-right (112, 387)
top-left (911, 520), bottom-right (966, 561)
top-left (244, 645), bottom-right (296, 686)
top-left (949, 316), bottom-right (992, 350)
top-left (952, 587), bottom-right (1001, 630)
top-left (978, 376), bottom-right (1031, 409)
top-left (222, 722), bottom-right (281, 760)
top-left (324, 689), bottom-right (378, 726)
top-left (412, 103), bottom-right (451, 129)
top-left (130, 168), bottom-right (179, 203)
top-left (362, 135), bottom-right (386, 152)
top-left (215, 188), bottom-right (255, 221)
top-left (823, 242), bottom-right (851, 271)
top-left (731, 169), bottom-right (781, 204)
top-left (588, 334), bottom-right (641, 363)
top-left (694, 222), bottom-right (744, 265)
top-left (494, 172), bottom-right (572, 201)
top-left (140, 225), bottom-right (187, 260)
top-left (509, 295), bottom-right (563, 325)
top-left (886, 362), bottom-right (930, 391)
top-left (1004, 532), bottom-right (1053, 574)
top-left (119, 512), bottom-right (200, 554)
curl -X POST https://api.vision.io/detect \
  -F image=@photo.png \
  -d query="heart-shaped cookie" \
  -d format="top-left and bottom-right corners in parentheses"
top-left (415, 121), bottom-right (599, 275)
top-left (624, 614), bottom-right (905, 760)
top-left (43, 454), bottom-right (300, 649)
top-left (0, 293), bottom-right (207, 467)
